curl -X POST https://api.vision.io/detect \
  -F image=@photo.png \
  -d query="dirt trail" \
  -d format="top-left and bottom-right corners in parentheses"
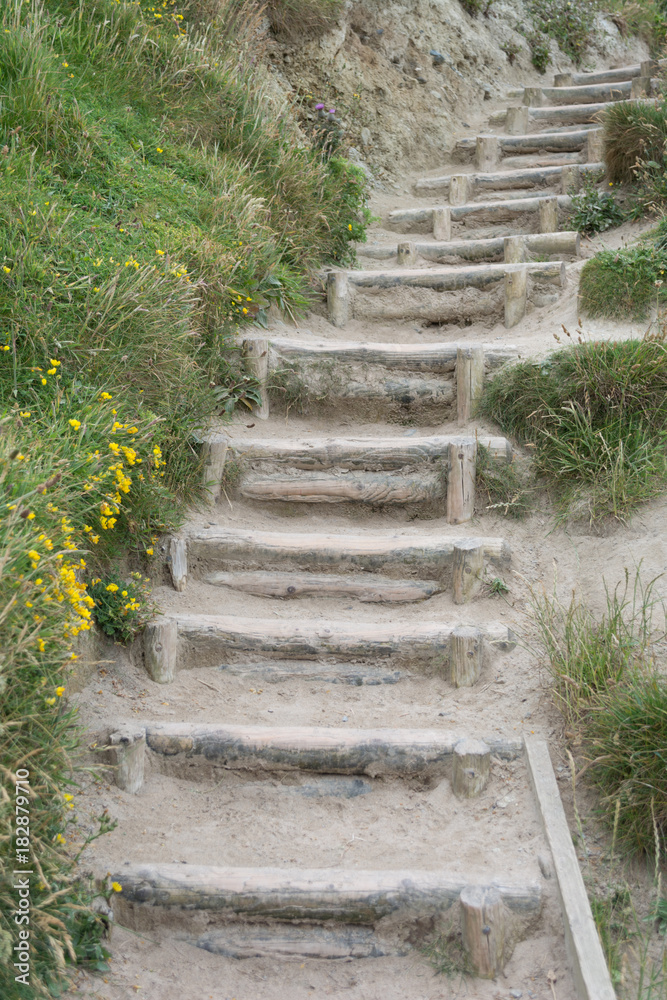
top-left (65, 27), bottom-right (660, 1000)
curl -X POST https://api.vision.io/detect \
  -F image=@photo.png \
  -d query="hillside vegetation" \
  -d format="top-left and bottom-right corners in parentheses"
top-left (0, 1), bottom-right (369, 996)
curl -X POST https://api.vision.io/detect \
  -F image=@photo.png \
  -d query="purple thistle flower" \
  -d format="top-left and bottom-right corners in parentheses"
top-left (315, 103), bottom-right (324, 110)
top-left (328, 108), bottom-right (336, 114)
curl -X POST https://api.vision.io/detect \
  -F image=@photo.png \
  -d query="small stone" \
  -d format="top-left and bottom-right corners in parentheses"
top-left (538, 853), bottom-right (553, 879)
top-left (430, 90), bottom-right (442, 100)
top-left (360, 127), bottom-right (372, 146)
top-left (342, 715), bottom-right (348, 722)
top-left (430, 49), bottom-right (446, 65)
top-left (510, 991), bottom-right (523, 999)
top-left (417, 76), bottom-right (427, 84)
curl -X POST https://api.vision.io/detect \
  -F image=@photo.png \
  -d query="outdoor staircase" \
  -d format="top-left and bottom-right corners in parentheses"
top-left (88, 53), bottom-right (652, 998)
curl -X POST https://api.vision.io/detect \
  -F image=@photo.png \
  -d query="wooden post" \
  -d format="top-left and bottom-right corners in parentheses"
top-left (452, 540), bottom-right (484, 604)
top-left (456, 345), bottom-right (484, 425)
top-left (396, 241), bottom-right (417, 266)
top-left (561, 164), bottom-right (581, 193)
top-left (450, 626), bottom-right (483, 687)
top-left (242, 338), bottom-right (269, 420)
top-left (503, 235), bottom-right (526, 264)
top-left (538, 196), bottom-right (558, 233)
top-left (327, 272), bottom-right (349, 327)
top-left (460, 885), bottom-right (511, 977)
top-left (554, 72), bottom-right (573, 87)
top-left (201, 433), bottom-right (228, 502)
top-left (506, 106), bottom-right (529, 135)
top-left (449, 175), bottom-right (471, 206)
top-left (109, 727), bottom-right (146, 794)
top-left (585, 128), bottom-right (604, 163)
top-left (475, 135), bottom-right (498, 171)
top-left (523, 86), bottom-right (544, 107)
top-left (433, 206), bottom-right (452, 240)
top-left (631, 76), bottom-right (650, 98)
top-left (504, 266), bottom-right (527, 329)
top-left (446, 438), bottom-right (476, 524)
top-left (452, 738), bottom-right (490, 797)
top-left (641, 59), bottom-right (658, 78)
top-left (169, 536), bottom-right (188, 592)
top-left (144, 619), bottom-right (178, 684)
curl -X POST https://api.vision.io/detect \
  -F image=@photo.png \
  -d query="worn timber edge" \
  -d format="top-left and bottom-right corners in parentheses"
top-left (525, 737), bottom-right (615, 1000)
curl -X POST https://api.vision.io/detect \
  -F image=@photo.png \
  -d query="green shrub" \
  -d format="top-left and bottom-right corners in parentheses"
top-left (478, 339), bottom-right (667, 519)
top-left (89, 574), bottom-right (154, 643)
top-left (569, 179), bottom-right (624, 234)
top-left (527, 0), bottom-right (597, 67)
top-left (579, 225), bottom-right (667, 319)
top-left (458, 0), bottom-right (495, 16)
top-left (264, 0), bottom-right (344, 39)
top-left (603, 97), bottom-right (667, 184)
top-left (529, 32), bottom-right (551, 74)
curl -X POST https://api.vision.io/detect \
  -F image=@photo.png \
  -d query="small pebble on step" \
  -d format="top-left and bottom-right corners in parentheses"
top-left (510, 991), bottom-right (523, 999)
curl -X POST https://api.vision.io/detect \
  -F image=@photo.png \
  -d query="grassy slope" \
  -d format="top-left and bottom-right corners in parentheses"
top-left (0, 1), bottom-right (370, 996)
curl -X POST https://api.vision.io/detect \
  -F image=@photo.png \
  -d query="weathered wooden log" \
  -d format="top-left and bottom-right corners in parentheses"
top-left (525, 737), bottom-right (616, 1000)
top-left (506, 106), bottom-right (529, 134)
top-left (561, 164), bottom-right (581, 193)
top-left (456, 345), bottom-right (484, 425)
top-left (499, 128), bottom-right (591, 153)
top-left (267, 336), bottom-right (519, 372)
top-left (460, 885), bottom-right (511, 977)
top-left (554, 72), bottom-right (573, 87)
top-left (114, 864), bottom-right (542, 924)
top-left (505, 266), bottom-right (527, 329)
top-left (345, 261), bottom-right (565, 289)
top-left (242, 338), bottom-right (269, 420)
top-left (144, 620), bottom-right (178, 684)
top-left (240, 471), bottom-right (442, 505)
top-left (523, 86), bottom-right (544, 107)
top-left (449, 174), bottom-right (471, 206)
top-left (200, 431), bottom-right (228, 501)
top-left (396, 240), bottom-right (417, 266)
top-left (452, 540), bottom-right (484, 603)
top-left (447, 439), bottom-right (476, 524)
top-left (388, 197), bottom-right (572, 233)
top-left (568, 62), bottom-right (649, 85)
top-left (585, 128), bottom-right (604, 163)
top-left (108, 727), bottom-right (146, 794)
top-left (144, 722), bottom-right (521, 777)
top-left (539, 196), bottom-right (558, 233)
top-left (452, 738), bottom-right (490, 797)
top-left (188, 526), bottom-right (512, 578)
top-left (503, 235), bottom-right (526, 263)
top-left (226, 432), bottom-right (511, 470)
top-left (217, 659), bottom-right (404, 685)
top-left (476, 135), bottom-right (498, 171)
top-left (450, 626), bottom-right (483, 687)
top-left (187, 925), bottom-right (408, 960)
top-left (168, 536), bottom-right (187, 592)
top-left (203, 569), bottom-right (442, 603)
top-left (173, 612), bottom-right (517, 666)
top-left (415, 161), bottom-right (601, 195)
top-left (530, 100), bottom-right (629, 124)
top-left (327, 271), bottom-right (349, 327)
top-left (433, 206), bottom-right (452, 240)
top-left (536, 81), bottom-right (632, 104)
top-left (631, 76), bottom-right (650, 98)
top-left (364, 231), bottom-right (578, 265)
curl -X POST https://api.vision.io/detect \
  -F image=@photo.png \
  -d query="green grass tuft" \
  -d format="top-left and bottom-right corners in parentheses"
top-left (579, 221), bottom-right (667, 320)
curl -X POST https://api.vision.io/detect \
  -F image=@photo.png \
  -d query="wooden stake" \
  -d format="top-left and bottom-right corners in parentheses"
top-left (396, 241), bottom-right (417, 266)
top-left (452, 738), bottom-right (490, 797)
top-left (505, 106), bottom-right (529, 134)
top-left (432, 206), bottom-right (452, 240)
top-left (631, 76), bottom-right (650, 98)
top-left (242, 338), bottom-right (269, 420)
top-left (449, 175), bottom-right (471, 206)
top-left (538, 196), bottom-right (558, 233)
top-left (327, 272), bottom-right (349, 327)
top-left (641, 59), bottom-right (659, 78)
top-left (523, 86), bottom-right (544, 107)
top-left (456, 345), bottom-right (484, 425)
top-left (452, 540), bottom-right (484, 604)
top-left (561, 164), bottom-right (581, 193)
top-left (504, 266), bottom-right (527, 329)
top-left (554, 72), bottom-right (573, 87)
top-left (585, 128), bottom-right (604, 163)
top-left (475, 135), bottom-right (498, 171)
top-left (460, 885), bottom-right (511, 977)
top-left (144, 619), bottom-right (178, 684)
top-left (109, 727), bottom-right (146, 794)
top-left (446, 438), bottom-right (476, 524)
top-left (169, 537), bottom-right (188, 593)
top-left (503, 235), bottom-right (526, 264)
top-left (201, 432), bottom-right (228, 502)
top-left (450, 625), bottom-right (483, 687)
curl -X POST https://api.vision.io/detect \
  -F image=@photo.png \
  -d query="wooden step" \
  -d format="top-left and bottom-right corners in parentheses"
top-left (216, 659), bottom-right (404, 684)
top-left (222, 433), bottom-right (512, 470)
top-left (142, 722), bottom-right (523, 777)
top-left (387, 196), bottom-right (572, 235)
top-left (414, 162), bottom-right (601, 196)
top-left (456, 127), bottom-right (596, 159)
top-left (187, 526), bottom-right (511, 579)
top-left (490, 99), bottom-right (635, 128)
top-left (113, 863), bottom-right (543, 925)
top-left (562, 58), bottom-right (663, 87)
top-left (143, 614), bottom-right (516, 682)
top-left (528, 81), bottom-right (632, 105)
top-left (358, 231), bottom-right (579, 265)
top-left (239, 470), bottom-right (442, 506)
top-left (265, 337), bottom-right (519, 372)
top-left (327, 260), bottom-right (566, 326)
top-left (182, 924), bottom-right (409, 960)
top-left (202, 569), bottom-right (442, 603)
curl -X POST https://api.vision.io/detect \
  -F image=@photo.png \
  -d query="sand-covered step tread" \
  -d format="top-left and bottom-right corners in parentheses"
top-left (239, 470), bottom-right (442, 506)
top-left (265, 336), bottom-right (519, 370)
top-left (201, 569), bottom-right (443, 603)
top-left (561, 58), bottom-right (662, 86)
top-left (358, 231), bottom-right (579, 264)
top-left (184, 924), bottom-right (409, 960)
top-left (388, 196), bottom-right (572, 232)
top-left (413, 162), bottom-right (602, 196)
